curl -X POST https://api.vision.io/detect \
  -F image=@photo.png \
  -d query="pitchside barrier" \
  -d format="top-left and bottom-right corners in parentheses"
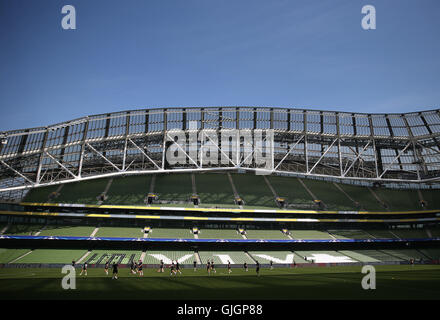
top-left (1, 261), bottom-right (439, 269)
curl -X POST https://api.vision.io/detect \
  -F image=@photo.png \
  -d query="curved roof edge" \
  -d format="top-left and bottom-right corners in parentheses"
top-left (1, 105), bottom-right (439, 136)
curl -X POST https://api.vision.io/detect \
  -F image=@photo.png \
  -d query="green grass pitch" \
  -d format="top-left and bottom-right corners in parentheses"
top-left (0, 265), bottom-right (439, 300)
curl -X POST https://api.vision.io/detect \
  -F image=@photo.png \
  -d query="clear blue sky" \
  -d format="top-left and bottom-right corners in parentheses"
top-left (0, 0), bottom-right (439, 131)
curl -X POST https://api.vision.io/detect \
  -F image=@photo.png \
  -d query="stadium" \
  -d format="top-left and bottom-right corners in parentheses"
top-left (0, 106), bottom-right (440, 300)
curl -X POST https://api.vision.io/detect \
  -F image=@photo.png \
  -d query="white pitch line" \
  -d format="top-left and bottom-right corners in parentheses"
top-left (194, 252), bottom-right (201, 264)
top-left (76, 251), bottom-right (91, 264)
top-left (76, 227), bottom-right (100, 264)
top-left (8, 250), bottom-right (33, 264)
top-left (327, 232), bottom-right (337, 240)
top-left (0, 223), bottom-right (10, 235)
top-left (34, 225), bottom-right (46, 236)
top-left (140, 251), bottom-right (147, 263)
top-left (90, 227), bottom-right (99, 237)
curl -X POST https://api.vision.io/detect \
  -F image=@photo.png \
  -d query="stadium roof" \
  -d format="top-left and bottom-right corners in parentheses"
top-left (1, 106), bottom-right (440, 201)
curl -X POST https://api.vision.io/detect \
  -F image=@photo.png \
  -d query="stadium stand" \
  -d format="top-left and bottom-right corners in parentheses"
top-left (0, 248), bottom-right (32, 264)
top-left (0, 220), bottom-right (438, 267)
top-left (346, 250), bottom-right (403, 262)
top-left (294, 251), bottom-right (357, 263)
top-left (329, 229), bottom-right (431, 240)
top-left (337, 184), bottom-right (385, 211)
top-left (244, 229), bottom-right (289, 239)
top-left (95, 227), bottom-right (144, 238)
top-left (153, 173), bottom-right (193, 204)
top-left (85, 250), bottom-right (142, 264)
top-left (54, 179), bottom-right (108, 204)
top-left (38, 226), bottom-right (95, 237)
top-left (289, 230), bottom-right (333, 239)
top-left (301, 179), bottom-right (356, 211)
top-left (197, 229), bottom-right (243, 239)
top-left (105, 175), bottom-right (151, 205)
top-left (23, 185), bottom-right (60, 203)
top-left (248, 251), bottom-right (296, 263)
top-left (148, 228), bottom-right (195, 239)
top-left (195, 173), bottom-right (237, 207)
top-left (372, 188), bottom-right (422, 211)
top-left (11, 249), bottom-right (87, 264)
top-left (428, 228), bottom-right (440, 237)
top-left (5, 224), bottom-right (45, 236)
top-left (391, 229), bottom-right (430, 239)
top-left (366, 230), bottom-right (399, 239)
top-left (143, 251), bottom-right (195, 264)
top-left (328, 230), bottom-right (375, 239)
top-left (1, 106), bottom-right (440, 297)
top-left (19, 172), bottom-right (440, 213)
top-left (230, 173), bottom-right (275, 208)
top-left (418, 249), bottom-right (440, 260)
top-left (266, 176), bottom-right (315, 208)
top-left (380, 249), bottom-right (428, 261)
top-left (289, 252), bottom-right (310, 263)
top-left (420, 189), bottom-right (440, 209)
top-left (336, 250), bottom-right (380, 263)
top-left (198, 251), bottom-right (254, 264)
